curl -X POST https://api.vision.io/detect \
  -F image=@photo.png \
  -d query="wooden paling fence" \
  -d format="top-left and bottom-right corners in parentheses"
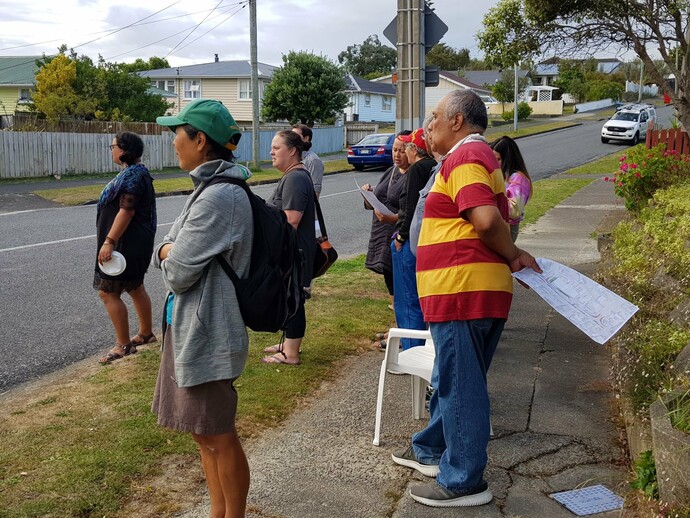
top-left (0, 126), bottom-right (348, 179)
top-left (646, 128), bottom-right (690, 155)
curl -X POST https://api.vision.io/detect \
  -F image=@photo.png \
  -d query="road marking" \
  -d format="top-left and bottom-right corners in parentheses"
top-left (0, 221), bottom-right (175, 253)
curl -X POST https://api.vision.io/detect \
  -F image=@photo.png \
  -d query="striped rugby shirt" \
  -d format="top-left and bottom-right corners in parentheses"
top-left (416, 138), bottom-right (513, 322)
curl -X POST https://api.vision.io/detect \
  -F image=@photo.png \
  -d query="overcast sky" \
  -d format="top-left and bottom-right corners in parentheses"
top-left (1, 0), bottom-right (511, 67)
top-left (2, 0), bottom-right (631, 69)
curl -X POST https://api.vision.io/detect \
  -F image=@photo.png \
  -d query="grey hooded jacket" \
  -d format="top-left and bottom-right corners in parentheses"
top-left (152, 160), bottom-right (253, 388)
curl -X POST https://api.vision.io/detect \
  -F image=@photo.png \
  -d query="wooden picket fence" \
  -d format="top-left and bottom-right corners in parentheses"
top-left (645, 128), bottom-right (690, 155)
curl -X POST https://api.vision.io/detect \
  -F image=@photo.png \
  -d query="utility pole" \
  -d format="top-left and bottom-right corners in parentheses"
top-left (249, 0), bottom-right (260, 170)
top-left (395, 0), bottom-right (425, 132)
top-left (513, 63), bottom-right (518, 131)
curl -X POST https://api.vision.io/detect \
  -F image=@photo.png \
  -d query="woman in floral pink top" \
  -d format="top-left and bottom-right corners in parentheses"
top-left (490, 136), bottom-right (532, 242)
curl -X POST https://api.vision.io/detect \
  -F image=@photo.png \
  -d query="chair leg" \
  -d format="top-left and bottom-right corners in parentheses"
top-left (372, 359), bottom-right (388, 446)
top-left (411, 375), bottom-right (425, 420)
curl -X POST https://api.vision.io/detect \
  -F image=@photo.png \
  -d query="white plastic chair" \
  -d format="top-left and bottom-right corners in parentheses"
top-left (371, 327), bottom-right (494, 446)
top-left (373, 328), bottom-right (434, 446)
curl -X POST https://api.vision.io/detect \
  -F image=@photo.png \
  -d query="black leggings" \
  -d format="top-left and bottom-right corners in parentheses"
top-left (285, 299), bottom-right (306, 339)
top-left (383, 268), bottom-right (394, 296)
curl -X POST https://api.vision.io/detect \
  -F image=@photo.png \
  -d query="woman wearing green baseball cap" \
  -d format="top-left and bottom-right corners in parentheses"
top-left (152, 98), bottom-right (250, 518)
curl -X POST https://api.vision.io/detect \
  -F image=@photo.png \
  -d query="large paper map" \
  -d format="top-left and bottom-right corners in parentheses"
top-left (512, 258), bottom-right (638, 345)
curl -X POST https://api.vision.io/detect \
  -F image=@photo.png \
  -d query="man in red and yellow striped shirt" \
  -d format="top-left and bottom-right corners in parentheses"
top-left (391, 90), bottom-right (541, 508)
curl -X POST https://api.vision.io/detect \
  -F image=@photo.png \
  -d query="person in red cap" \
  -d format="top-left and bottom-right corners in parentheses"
top-left (391, 125), bottom-right (437, 349)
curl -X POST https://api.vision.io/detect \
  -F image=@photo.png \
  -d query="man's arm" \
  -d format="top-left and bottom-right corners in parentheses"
top-left (465, 205), bottom-right (541, 274)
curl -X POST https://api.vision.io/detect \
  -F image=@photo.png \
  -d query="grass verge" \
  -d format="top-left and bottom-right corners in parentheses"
top-left (33, 159), bottom-right (351, 206)
top-left (0, 256), bottom-right (392, 517)
top-left (485, 120), bottom-right (579, 140)
top-left (565, 150), bottom-right (627, 175)
top-left (522, 177), bottom-right (595, 226)
top-left (0, 165), bottom-right (600, 516)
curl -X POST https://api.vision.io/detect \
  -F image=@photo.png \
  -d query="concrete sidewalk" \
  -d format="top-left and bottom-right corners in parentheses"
top-left (178, 177), bottom-right (631, 518)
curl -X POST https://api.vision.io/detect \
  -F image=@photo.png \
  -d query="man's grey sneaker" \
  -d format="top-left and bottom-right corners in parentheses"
top-left (409, 480), bottom-right (492, 507)
top-left (391, 446), bottom-right (439, 477)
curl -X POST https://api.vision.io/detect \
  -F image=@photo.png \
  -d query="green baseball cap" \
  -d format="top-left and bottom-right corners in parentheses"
top-left (156, 98), bottom-right (242, 151)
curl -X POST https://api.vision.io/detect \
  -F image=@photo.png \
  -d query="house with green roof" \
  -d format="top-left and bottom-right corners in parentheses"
top-left (0, 56), bottom-right (41, 115)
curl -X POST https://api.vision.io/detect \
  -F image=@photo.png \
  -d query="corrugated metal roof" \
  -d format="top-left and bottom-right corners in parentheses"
top-left (139, 60), bottom-right (278, 79)
top-left (0, 56), bottom-right (42, 85)
top-left (441, 71), bottom-right (490, 93)
top-left (535, 64), bottom-right (559, 76)
top-left (345, 74), bottom-right (395, 95)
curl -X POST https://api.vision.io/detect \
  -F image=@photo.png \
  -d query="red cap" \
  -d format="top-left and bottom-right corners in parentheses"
top-left (399, 128), bottom-right (426, 152)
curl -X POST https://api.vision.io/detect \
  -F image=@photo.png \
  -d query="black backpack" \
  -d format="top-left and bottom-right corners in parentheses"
top-left (207, 176), bottom-right (303, 333)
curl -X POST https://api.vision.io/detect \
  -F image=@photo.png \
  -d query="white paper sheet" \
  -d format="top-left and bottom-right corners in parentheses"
top-left (353, 177), bottom-right (395, 216)
top-left (512, 258), bottom-right (638, 345)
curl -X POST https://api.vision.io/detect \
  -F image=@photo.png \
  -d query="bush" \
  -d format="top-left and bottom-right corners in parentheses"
top-left (586, 79), bottom-right (624, 101)
top-left (501, 102), bottom-right (532, 122)
top-left (605, 144), bottom-right (690, 212)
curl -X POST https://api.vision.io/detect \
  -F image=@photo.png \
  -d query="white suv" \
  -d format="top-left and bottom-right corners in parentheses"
top-left (601, 104), bottom-right (657, 145)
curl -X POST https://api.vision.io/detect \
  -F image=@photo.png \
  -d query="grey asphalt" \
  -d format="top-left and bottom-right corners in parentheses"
top-left (174, 178), bottom-right (631, 517)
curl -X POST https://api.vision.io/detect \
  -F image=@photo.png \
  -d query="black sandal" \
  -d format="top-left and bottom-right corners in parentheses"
top-left (131, 333), bottom-right (157, 346)
top-left (99, 342), bottom-right (136, 365)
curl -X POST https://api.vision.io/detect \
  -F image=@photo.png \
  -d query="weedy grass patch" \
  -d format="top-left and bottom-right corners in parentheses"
top-left (0, 255), bottom-right (392, 517)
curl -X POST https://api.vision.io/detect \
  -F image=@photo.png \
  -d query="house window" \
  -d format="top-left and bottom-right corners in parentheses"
top-left (239, 79), bottom-right (251, 100)
top-left (183, 80), bottom-right (201, 99)
top-left (364, 94), bottom-right (371, 107)
top-left (18, 88), bottom-right (32, 103)
top-left (150, 80), bottom-right (175, 93)
top-left (382, 96), bottom-right (391, 111)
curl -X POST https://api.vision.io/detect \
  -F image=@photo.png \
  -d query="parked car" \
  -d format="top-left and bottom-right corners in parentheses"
top-left (347, 133), bottom-right (395, 170)
top-left (601, 104), bottom-right (657, 145)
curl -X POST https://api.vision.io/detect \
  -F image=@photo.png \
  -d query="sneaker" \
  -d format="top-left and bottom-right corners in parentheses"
top-left (409, 480), bottom-right (493, 508)
top-left (391, 446), bottom-right (439, 477)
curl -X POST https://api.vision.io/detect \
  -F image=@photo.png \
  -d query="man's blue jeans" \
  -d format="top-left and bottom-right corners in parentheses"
top-left (411, 318), bottom-right (505, 491)
top-left (391, 240), bottom-right (425, 349)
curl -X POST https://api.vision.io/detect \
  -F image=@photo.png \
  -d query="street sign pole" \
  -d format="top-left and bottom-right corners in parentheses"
top-left (385, 1), bottom-right (447, 133)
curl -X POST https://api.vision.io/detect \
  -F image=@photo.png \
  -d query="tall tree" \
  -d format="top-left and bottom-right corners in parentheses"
top-left (34, 48), bottom-right (170, 122)
top-left (262, 52), bottom-right (348, 125)
top-left (117, 57), bottom-right (171, 74)
top-left (337, 35), bottom-right (397, 77)
top-left (32, 54), bottom-right (79, 123)
top-left (426, 43), bottom-right (470, 71)
top-left (492, 69), bottom-right (530, 105)
top-left (477, 0), bottom-right (690, 129)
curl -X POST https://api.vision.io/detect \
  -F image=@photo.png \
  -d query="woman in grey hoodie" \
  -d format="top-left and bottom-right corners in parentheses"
top-left (153, 99), bottom-right (252, 518)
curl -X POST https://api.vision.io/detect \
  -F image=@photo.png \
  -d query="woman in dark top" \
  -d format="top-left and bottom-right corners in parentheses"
top-left (361, 133), bottom-right (410, 339)
top-left (392, 127), bottom-right (436, 349)
top-left (96, 132), bottom-right (157, 364)
top-left (262, 130), bottom-right (315, 365)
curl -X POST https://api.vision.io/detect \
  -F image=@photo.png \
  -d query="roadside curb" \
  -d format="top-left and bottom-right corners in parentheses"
top-left (77, 169), bottom-right (354, 206)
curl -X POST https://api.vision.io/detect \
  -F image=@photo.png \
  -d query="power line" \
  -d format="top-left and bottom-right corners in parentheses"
top-left (0, 2), bottom-right (179, 74)
top-left (71, 1), bottom-right (181, 51)
top-left (0, 2), bottom-right (245, 53)
top-left (174, 3), bottom-right (247, 54)
top-left (164, 0), bottom-right (226, 58)
top-left (105, 2), bottom-right (247, 61)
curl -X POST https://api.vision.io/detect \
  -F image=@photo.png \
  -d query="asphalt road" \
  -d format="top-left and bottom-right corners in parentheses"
top-left (0, 171), bottom-right (382, 391)
top-left (0, 105), bottom-right (675, 391)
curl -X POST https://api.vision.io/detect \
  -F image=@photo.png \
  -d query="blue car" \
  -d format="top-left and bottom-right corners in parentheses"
top-left (347, 133), bottom-right (395, 171)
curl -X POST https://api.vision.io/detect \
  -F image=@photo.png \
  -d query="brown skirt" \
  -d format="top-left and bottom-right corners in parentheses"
top-left (152, 327), bottom-right (238, 435)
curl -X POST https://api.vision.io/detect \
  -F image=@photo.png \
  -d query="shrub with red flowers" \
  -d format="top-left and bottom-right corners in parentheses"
top-left (605, 144), bottom-right (690, 212)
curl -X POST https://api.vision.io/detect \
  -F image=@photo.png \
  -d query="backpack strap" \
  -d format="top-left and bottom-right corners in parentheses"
top-left (204, 176), bottom-right (252, 283)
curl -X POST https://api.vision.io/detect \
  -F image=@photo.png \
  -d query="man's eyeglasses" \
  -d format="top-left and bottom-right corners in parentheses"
top-left (109, 144), bottom-right (118, 150)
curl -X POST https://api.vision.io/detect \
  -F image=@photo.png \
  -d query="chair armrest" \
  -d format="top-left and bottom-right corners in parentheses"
top-left (387, 328), bottom-right (431, 341)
